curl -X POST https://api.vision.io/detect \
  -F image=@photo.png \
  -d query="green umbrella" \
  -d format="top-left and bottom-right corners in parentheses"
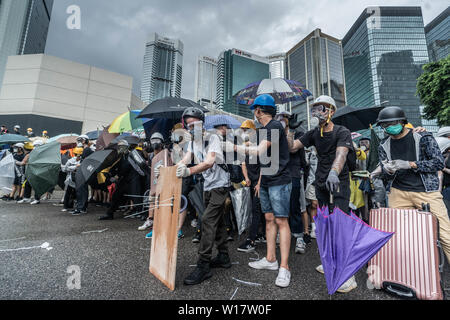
top-left (0, 134), bottom-right (30, 145)
top-left (108, 110), bottom-right (143, 133)
top-left (25, 141), bottom-right (61, 197)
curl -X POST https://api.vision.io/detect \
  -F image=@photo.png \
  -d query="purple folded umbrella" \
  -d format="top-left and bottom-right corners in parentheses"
top-left (314, 206), bottom-right (394, 295)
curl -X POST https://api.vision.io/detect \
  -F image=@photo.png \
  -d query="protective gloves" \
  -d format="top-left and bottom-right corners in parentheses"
top-left (154, 164), bottom-right (163, 179)
top-left (326, 170), bottom-right (340, 193)
top-left (382, 160), bottom-right (411, 175)
top-left (176, 163), bottom-right (190, 178)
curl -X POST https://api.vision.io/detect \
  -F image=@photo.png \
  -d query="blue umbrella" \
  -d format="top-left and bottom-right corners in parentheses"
top-left (314, 206), bottom-right (394, 295)
top-left (204, 115), bottom-right (242, 130)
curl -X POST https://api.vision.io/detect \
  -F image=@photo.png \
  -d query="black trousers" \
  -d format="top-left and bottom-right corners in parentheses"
top-left (64, 186), bottom-right (76, 209)
top-left (76, 183), bottom-right (89, 211)
top-left (23, 181), bottom-right (39, 200)
top-left (198, 187), bottom-right (230, 263)
top-left (315, 181), bottom-right (350, 214)
top-left (249, 182), bottom-right (264, 241)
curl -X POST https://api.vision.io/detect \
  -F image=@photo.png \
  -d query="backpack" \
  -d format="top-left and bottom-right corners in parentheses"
top-left (203, 138), bottom-right (244, 183)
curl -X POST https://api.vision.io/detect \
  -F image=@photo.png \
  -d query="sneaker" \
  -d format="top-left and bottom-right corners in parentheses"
top-left (248, 257), bottom-right (279, 271)
top-left (61, 208), bottom-right (69, 212)
top-left (138, 219), bottom-right (153, 231)
top-left (303, 233), bottom-right (312, 245)
top-left (145, 230), bottom-right (153, 239)
top-left (316, 264), bottom-right (324, 274)
top-left (310, 229), bottom-right (317, 239)
top-left (192, 231), bottom-right (201, 243)
top-left (275, 267), bottom-right (291, 288)
top-left (30, 200), bottom-right (40, 205)
top-left (295, 238), bottom-right (306, 254)
top-left (71, 210), bottom-right (82, 216)
top-left (178, 230), bottom-right (184, 239)
top-left (237, 239), bottom-right (256, 253)
top-left (210, 253), bottom-right (232, 269)
top-left (184, 264), bottom-right (212, 285)
top-left (191, 219), bottom-right (198, 228)
top-left (255, 234), bottom-right (266, 244)
top-left (337, 276), bottom-right (357, 293)
top-left (17, 198), bottom-right (31, 204)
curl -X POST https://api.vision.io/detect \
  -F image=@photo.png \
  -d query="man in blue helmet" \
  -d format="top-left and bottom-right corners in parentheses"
top-left (224, 94), bottom-right (293, 288)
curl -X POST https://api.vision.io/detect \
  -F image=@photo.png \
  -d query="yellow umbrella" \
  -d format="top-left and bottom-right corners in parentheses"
top-left (108, 110), bottom-right (143, 134)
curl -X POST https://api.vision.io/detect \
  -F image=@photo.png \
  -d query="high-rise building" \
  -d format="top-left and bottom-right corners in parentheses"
top-left (0, 0), bottom-right (53, 87)
top-left (286, 29), bottom-right (346, 128)
top-left (140, 33), bottom-right (183, 104)
top-left (194, 55), bottom-right (217, 109)
top-left (267, 53), bottom-right (286, 79)
top-left (343, 6), bottom-right (429, 127)
top-left (425, 6), bottom-right (450, 62)
top-left (216, 49), bottom-right (269, 119)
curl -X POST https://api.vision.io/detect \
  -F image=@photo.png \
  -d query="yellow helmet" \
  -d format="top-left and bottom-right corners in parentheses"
top-left (405, 123), bottom-right (414, 129)
top-left (24, 142), bottom-right (34, 150)
top-left (240, 120), bottom-right (256, 130)
top-left (73, 147), bottom-right (84, 155)
top-left (27, 128), bottom-right (33, 132)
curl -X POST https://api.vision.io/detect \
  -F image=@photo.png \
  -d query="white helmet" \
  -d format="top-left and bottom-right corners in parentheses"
top-left (435, 137), bottom-right (450, 154)
top-left (312, 95), bottom-right (337, 110)
top-left (437, 127), bottom-right (450, 138)
top-left (14, 125), bottom-right (20, 129)
top-left (33, 140), bottom-right (44, 147)
top-left (14, 143), bottom-right (24, 149)
top-left (150, 132), bottom-right (164, 142)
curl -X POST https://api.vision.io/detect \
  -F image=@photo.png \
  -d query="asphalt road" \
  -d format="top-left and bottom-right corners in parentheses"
top-left (0, 193), bottom-right (449, 301)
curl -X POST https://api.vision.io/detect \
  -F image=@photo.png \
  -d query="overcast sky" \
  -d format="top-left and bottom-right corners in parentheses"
top-left (45, 0), bottom-right (448, 102)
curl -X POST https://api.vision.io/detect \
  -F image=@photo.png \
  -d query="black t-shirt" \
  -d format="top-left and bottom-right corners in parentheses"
top-left (444, 156), bottom-right (450, 187)
top-left (81, 147), bottom-right (93, 160)
top-left (260, 120), bottom-right (291, 187)
top-left (391, 130), bottom-right (425, 192)
top-left (287, 131), bottom-right (306, 178)
top-left (300, 125), bottom-right (352, 187)
top-left (245, 154), bottom-right (260, 183)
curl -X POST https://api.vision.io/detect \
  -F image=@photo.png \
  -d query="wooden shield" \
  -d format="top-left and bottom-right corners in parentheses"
top-left (149, 166), bottom-right (182, 291)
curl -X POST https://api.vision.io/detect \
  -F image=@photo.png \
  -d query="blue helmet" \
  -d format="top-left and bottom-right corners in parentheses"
top-left (250, 94), bottom-right (276, 110)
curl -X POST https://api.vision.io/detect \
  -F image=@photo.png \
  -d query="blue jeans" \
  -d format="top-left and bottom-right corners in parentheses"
top-left (259, 183), bottom-right (292, 218)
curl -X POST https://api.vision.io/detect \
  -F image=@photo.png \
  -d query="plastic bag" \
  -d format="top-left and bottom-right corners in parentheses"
top-left (230, 187), bottom-right (252, 235)
top-left (0, 153), bottom-right (15, 191)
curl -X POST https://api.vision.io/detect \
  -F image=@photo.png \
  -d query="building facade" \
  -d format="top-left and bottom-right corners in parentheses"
top-left (0, 54), bottom-right (136, 135)
top-left (267, 53), bottom-right (286, 79)
top-left (425, 6), bottom-right (450, 62)
top-left (343, 6), bottom-right (430, 127)
top-left (194, 55), bottom-right (217, 109)
top-left (216, 49), bottom-right (269, 119)
top-left (0, 0), bottom-right (53, 88)
top-left (286, 29), bottom-right (347, 127)
top-left (140, 33), bottom-right (183, 104)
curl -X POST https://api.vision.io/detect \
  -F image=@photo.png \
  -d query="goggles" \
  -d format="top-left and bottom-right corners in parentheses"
top-left (186, 121), bottom-right (203, 130)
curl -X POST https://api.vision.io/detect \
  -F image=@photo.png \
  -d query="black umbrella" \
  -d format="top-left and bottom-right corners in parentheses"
top-left (108, 134), bottom-right (140, 148)
top-left (137, 97), bottom-right (209, 121)
top-left (75, 149), bottom-right (118, 189)
top-left (332, 106), bottom-right (384, 132)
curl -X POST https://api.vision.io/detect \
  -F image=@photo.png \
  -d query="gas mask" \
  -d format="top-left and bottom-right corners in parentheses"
top-left (311, 104), bottom-right (331, 123)
top-left (151, 138), bottom-right (163, 151)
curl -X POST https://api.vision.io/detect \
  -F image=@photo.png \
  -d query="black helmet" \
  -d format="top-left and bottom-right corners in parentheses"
top-left (376, 107), bottom-right (407, 125)
top-left (182, 107), bottom-right (205, 123)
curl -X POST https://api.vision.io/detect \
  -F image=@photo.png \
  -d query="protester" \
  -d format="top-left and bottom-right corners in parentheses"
top-left (71, 135), bottom-right (93, 215)
top-left (286, 95), bottom-right (357, 293)
top-left (13, 125), bottom-right (21, 135)
top-left (61, 147), bottom-right (83, 212)
top-left (305, 146), bottom-right (318, 238)
top-left (1, 125), bottom-right (8, 135)
top-left (10, 143), bottom-right (26, 201)
top-left (176, 107), bottom-right (232, 286)
top-left (17, 140), bottom-right (42, 204)
top-left (226, 94), bottom-right (293, 288)
top-left (26, 128), bottom-right (35, 138)
top-left (42, 131), bottom-right (49, 139)
top-left (237, 120), bottom-right (266, 253)
top-left (374, 106), bottom-right (450, 263)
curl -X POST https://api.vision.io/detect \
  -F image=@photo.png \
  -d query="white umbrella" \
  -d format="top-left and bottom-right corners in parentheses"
top-left (0, 153), bottom-right (15, 192)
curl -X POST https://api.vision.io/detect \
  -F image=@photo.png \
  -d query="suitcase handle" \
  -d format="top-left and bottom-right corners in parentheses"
top-left (384, 283), bottom-right (416, 299)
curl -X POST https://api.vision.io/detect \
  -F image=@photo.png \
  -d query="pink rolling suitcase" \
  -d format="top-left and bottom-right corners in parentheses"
top-left (368, 208), bottom-right (445, 300)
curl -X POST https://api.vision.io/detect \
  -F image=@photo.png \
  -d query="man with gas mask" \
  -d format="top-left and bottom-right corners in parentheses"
top-left (374, 106), bottom-right (450, 264)
top-left (176, 107), bottom-right (232, 286)
top-left (71, 135), bottom-right (93, 215)
top-left (286, 95), bottom-right (357, 293)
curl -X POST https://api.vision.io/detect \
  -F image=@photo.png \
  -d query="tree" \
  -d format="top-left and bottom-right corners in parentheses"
top-left (416, 55), bottom-right (450, 126)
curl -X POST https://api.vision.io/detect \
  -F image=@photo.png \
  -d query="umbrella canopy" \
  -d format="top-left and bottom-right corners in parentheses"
top-left (75, 149), bottom-right (118, 189)
top-left (0, 134), bottom-right (30, 145)
top-left (85, 130), bottom-right (101, 140)
top-left (109, 134), bottom-right (140, 148)
top-left (137, 97), bottom-right (209, 121)
top-left (235, 78), bottom-right (312, 106)
top-left (205, 115), bottom-right (242, 130)
top-left (95, 126), bottom-right (119, 151)
top-left (48, 134), bottom-right (79, 150)
top-left (109, 110), bottom-right (144, 133)
top-left (143, 118), bottom-right (177, 142)
top-left (332, 105), bottom-right (384, 132)
top-left (0, 153), bottom-right (15, 191)
top-left (314, 206), bottom-right (394, 295)
top-left (25, 141), bottom-right (62, 197)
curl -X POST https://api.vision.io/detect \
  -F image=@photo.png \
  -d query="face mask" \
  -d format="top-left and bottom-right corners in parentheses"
top-left (151, 143), bottom-right (162, 150)
top-left (13, 148), bottom-right (18, 153)
top-left (384, 124), bottom-right (403, 136)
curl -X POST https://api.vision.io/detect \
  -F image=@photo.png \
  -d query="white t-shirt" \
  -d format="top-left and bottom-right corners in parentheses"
top-left (188, 133), bottom-right (230, 192)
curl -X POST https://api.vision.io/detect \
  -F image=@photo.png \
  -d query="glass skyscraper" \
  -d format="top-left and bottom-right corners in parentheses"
top-left (267, 53), bottom-right (286, 79)
top-left (343, 6), bottom-right (429, 127)
top-left (0, 0), bottom-right (53, 87)
top-left (140, 33), bottom-right (183, 104)
top-left (286, 29), bottom-right (347, 128)
top-left (194, 55), bottom-right (217, 109)
top-left (425, 6), bottom-right (449, 62)
top-left (216, 49), bottom-right (269, 119)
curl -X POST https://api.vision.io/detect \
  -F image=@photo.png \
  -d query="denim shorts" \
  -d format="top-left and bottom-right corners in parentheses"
top-left (259, 183), bottom-right (292, 218)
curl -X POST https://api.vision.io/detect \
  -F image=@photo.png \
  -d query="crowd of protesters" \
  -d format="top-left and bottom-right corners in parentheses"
top-left (2, 93), bottom-right (450, 292)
